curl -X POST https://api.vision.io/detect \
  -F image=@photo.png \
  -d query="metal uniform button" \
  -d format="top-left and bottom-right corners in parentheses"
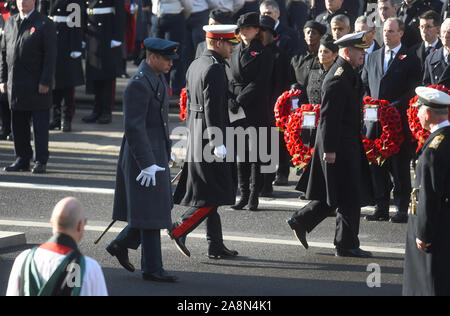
top-left (98, 23), bottom-right (102, 26)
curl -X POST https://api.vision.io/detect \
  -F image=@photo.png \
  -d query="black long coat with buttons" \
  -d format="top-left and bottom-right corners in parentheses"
top-left (113, 60), bottom-right (173, 230)
top-left (423, 47), bottom-right (450, 88)
top-left (38, 0), bottom-right (84, 89)
top-left (403, 126), bottom-right (450, 296)
top-left (173, 50), bottom-right (237, 208)
top-left (0, 11), bottom-right (57, 111)
top-left (84, 0), bottom-right (125, 80)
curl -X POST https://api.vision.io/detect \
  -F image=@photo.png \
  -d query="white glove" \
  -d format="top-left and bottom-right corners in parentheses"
top-left (130, 3), bottom-right (138, 13)
top-left (214, 145), bottom-right (226, 159)
top-left (136, 165), bottom-right (165, 187)
top-left (81, 41), bottom-right (86, 49)
top-left (70, 51), bottom-right (82, 59)
top-left (111, 40), bottom-right (122, 48)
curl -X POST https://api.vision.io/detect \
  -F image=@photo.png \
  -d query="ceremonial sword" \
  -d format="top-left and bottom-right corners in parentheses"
top-left (94, 167), bottom-right (183, 245)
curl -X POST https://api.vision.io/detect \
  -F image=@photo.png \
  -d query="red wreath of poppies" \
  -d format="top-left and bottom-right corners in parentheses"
top-left (362, 96), bottom-right (404, 165)
top-left (274, 89), bottom-right (321, 169)
top-left (274, 89), bottom-right (302, 131)
top-left (407, 84), bottom-right (450, 152)
top-left (179, 87), bottom-right (187, 121)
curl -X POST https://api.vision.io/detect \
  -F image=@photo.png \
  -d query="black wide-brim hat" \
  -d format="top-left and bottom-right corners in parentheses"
top-left (236, 12), bottom-right (260, 34)
top-left (259, 15), bottom-right (277, 37)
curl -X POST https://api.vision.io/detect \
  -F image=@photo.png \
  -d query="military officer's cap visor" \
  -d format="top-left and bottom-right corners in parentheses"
top-left (143, 38), bottom-right (180, 60)
top-left (414, 87), bottom-right (450, 109)
top-left (334, 31), bottom-right (370, 49)
top-left (203, 25), bottom-right (239, 44)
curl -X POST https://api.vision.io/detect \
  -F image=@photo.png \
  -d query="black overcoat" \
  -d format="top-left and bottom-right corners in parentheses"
top-left (298, 57), bottom-right (373, 208)
top-left (173, 50), bottom-right (237, 208)
top-left (403, 125), bottom-right (450, 296)
top-left (39, 0), bottom-right (85, 89)
top-left (226, 39), bottom-right (274, 128)
top-left (423, 47), bottom-right (450, 88)
top-left (0, 11), bottom-right (57, 111)
top-left (113, 61), bottom-right (173, 230)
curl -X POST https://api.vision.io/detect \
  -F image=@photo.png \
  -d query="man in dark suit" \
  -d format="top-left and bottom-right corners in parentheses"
top-left (260, 0), bottom-right (300, 58)
top-left (106, 38), bottom-right (178, 283)
top-left (0, 11), bottom-right (11, 140)
top-left (423, 18), bottom-right (450, 87)
top-left (397, 0), bottom-right (432, 48)
top-left (0, 0), bottom-right (57, 174)
top-left (362, 17), bottom-right (422, 223)
top-left (287, 32), bottom-right (374, 258)
top-left (82, 0), bottom-right (125, 125)
top-left (413, 9), bottom-right (442, 70)
top-left (39, 0), bottom-right (85, 132)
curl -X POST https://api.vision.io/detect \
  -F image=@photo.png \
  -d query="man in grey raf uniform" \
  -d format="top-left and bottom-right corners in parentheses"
top-left (106, 38), bottom-right (179, 283)
top-left (403, 87), bottom-right (450, 296)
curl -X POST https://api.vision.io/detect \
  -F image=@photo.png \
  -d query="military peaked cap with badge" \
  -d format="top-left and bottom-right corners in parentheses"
top-left (334, 31), bottom-right (369, 49)
top-left (203, 24), bottom-right (239, 44)
top-left (413, 86), bottom-right (450, 109)
top-left (143, 38), bottom-right (180, 60)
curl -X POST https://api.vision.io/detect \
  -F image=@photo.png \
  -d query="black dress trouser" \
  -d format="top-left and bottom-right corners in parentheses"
top-left (292, 200), bottom-right (361, 250)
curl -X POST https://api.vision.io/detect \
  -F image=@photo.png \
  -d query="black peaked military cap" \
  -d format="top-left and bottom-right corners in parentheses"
top-left (143, 38), bottom-right (180, 60)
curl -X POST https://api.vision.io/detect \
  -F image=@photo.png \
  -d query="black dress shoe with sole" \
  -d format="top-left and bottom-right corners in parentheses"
top-left (168, 231), bottom-right (190, 257)
top-left (208, 246), bottom-right (239, 259)
top-left (390, 213), bottom-right (408, 223)
top-left (31, 163), bottom-right (47, 174)
top-left (82, 112), bottom-right (100, 123)
top-left (4, 163), bottom-right (30, 172)
top-left (287, 217), bottom-right (309, 249)
top-left (143, 269), bottom-right (178, 283)
top-left (365, 212), bottom-right (390, 222)
top-left (106, 242), bottom-right (135, 272)
top-left (335, 248), bottom-right (373, 258)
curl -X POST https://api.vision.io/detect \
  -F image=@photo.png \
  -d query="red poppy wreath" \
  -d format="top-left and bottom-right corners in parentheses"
top-left (362, 96), bottom-right (404, 165)
top-left (179, 87), bottom-right (187, 121)
top-left (274, 89), bottom-right (321, 169)
top-left (407, 84), bottom-right (450, 152)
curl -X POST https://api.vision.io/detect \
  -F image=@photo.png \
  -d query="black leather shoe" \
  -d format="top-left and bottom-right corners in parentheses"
top-left (4, 162), bottom-right (30, 172)
top-left (208, 246), bottom-right (239, 259)
top-left (335, 248), bottom-right (373, 258)
top-left (82, 112), bottom-right (100, 123)
top-left (106, 242), bottom-right (135, 272)
top-left (62, 120), bottom-right (72, 132)
top-left (287, 217), bottom-right (309, 249)
top-left (143, 269), bottom-right (178, 283)
top-left (168, 231), bottom-right (190, 257)
top-left (0, 133), bottom-right (7, 140)
top-left (390, 213), bottom-right (408, 223)
top-left (49, 120), bottom-right (61, 130)
top-left (97, 113), bottom-right (112, 124)
top-left (31, 163), bottom-right (46, 174)
top-left (365, 211), bottom-right (390, 222)
top-left (272, 175), bottom-right (288, 186)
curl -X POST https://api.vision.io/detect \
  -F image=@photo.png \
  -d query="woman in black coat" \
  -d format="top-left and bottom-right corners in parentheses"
top-left (226, 12), bottom-right (274, 211)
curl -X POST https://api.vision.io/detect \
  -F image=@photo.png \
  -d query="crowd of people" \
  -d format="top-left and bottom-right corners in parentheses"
top-left (1, 0), bottom-right (450, 296)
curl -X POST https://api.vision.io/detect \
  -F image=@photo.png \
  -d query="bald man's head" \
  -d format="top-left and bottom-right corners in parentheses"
top-left (50, 197), bottom-right (86, 241)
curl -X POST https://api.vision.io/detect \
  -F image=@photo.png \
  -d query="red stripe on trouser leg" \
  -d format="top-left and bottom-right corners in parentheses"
top-left (171, 207), bottom-right (214, 239)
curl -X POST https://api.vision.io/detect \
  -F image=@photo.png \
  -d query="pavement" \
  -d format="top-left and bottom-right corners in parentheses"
top-left (0, 62), bottom-right (408, 296)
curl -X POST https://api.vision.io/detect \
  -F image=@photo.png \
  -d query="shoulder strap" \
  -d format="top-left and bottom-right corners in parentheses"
top-left (18, 248), bottom-right (86, 296)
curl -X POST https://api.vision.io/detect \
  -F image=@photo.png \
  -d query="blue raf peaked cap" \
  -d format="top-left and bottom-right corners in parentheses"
top-left (143, 38), bottom-right (180, 60)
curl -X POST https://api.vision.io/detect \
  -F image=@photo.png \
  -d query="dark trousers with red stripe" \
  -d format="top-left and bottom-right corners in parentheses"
top-left (92, 79), bottom-right (116, 116)
top-left (172, 206), bottom-right (223, 254)
top-left (52, 88), bottom-right (75, 123)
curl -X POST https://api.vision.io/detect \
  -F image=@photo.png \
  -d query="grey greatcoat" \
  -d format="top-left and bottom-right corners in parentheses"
top-left (112, 60), bottom-right (173, 230)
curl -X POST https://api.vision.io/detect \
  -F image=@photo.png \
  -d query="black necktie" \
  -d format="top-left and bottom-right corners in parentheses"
top-left (425, 46), bottom-right (433, 57)
top-left (387, 50), bottom-right (394, 68)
